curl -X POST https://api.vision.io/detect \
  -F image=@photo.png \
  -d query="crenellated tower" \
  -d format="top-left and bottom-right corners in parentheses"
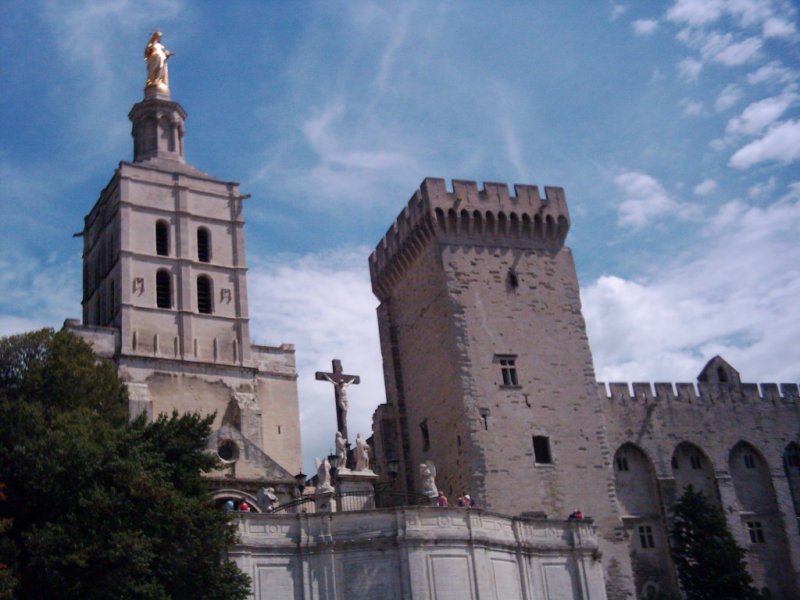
top-left (370, 177), bottom-right (634, 598)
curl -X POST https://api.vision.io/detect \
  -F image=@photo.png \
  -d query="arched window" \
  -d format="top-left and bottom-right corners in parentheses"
top-left (155, 221), bottom-right (169, 256)
top-left (197, 227), bottom-right (211, 263)
top-left (156, 270), bottom-right (172, 308)
top-left (197, 275), bottom-right (212, 314)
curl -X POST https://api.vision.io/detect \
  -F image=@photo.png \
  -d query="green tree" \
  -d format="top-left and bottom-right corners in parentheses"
top-left (0, 329), bottom-right (250, 599)
top-left (669, 485), bottom-right (762, 600)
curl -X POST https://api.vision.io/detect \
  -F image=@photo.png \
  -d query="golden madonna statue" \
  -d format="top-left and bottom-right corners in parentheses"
top-left (144, 31), bottom-right (172, 94)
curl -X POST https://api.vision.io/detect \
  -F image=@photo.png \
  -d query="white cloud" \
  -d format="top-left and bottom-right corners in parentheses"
top-left (701, 33), bottom-right (762, 66)
top-left (632, 19), bottom-right (659, 36)
top-left (763, 16), bottom-right (797, 38)
top-left (678, 57), bottom-right (703, 81)
top-left (748, 176), bottom-right (776, 198)
top-left (291, 103), bottom-right (419, 205)
top-left (614, 171), bottom-right (681, 227)
top-left (680, 98), bottom-right (704, 115)
top-left (246, 247), bottom-right (384, 474)
top-left (729, 119), bottom-right (800, 168)
top-left (610, 3), bottom-right (628, 21)
top-left (747, 61), bottom-right (799, 86)
top-left (694, 178), bottom-right (717, 195)
top-left (666, 0), bottom-right (725, 27)
top-left (715, 84), bottom-right (742, 112)
top-left (714, 36), bottom-right (762, 65)
top-left (585, 185), bottom-right (800, 383)
top-left (725, 93), bottom-right (797, 136)
top-left (666, 0), bottom-right (776, 28)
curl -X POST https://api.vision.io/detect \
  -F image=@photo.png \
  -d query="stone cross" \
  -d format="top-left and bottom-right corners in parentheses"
top-left (315, 359), bottom-right (360, 443)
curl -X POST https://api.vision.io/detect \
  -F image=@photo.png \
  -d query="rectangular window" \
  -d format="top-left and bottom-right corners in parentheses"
top-left (638, 525), bottom-right (655, 548)
top-left (496, 355), bottom-right (519, 387)
top-left (533, 436), bottom-right (552, 464)
top-left (616, 456), bottom-right (629, 472)
top-left (690, 454), bottom-right (702, 470)
top-left (420, 419), bottom-right (430, 452)
top-left (743, 454), bottom-right (755, 469)
top-left (746, 521), bottom-right (765, 544)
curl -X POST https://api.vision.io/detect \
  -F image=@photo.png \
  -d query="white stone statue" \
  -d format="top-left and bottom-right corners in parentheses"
top-left (315, 456), bottom-right (334, 492)
top-left (144, 31), bottom-right (173, 93)
top-left (419, 460), bottom-right (438, 498)
top-left (354, 432), bottom-right (370, 471)
top-left (335, 431), bottom-right (347, 467)
top-left (258, 486), bottom-right (280, 511)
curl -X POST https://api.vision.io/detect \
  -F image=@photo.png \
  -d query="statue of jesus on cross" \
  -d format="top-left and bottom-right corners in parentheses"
top-left (315, 359), bottom-right (360, 444)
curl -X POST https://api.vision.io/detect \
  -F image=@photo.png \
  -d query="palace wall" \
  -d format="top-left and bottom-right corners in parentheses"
top-left (599, 377), bottom-right (800, 599)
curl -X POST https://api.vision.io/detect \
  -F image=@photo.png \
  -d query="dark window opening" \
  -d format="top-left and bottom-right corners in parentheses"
top-left (508, 269), bottom-right (519, 288)
top-left (197, 275), bottom-right (212, 314)
top-left (690, 454), bottom-right (703, 470)
top-left (533, 436), bottom-right (552, 464)
top-left (155, 221), bottom-right (169, 256)
top-left (744, 454), bottom-right (755, 469)
top-left (420, 419), bottom-right (430, 451)
top-left (671, 456), bottom-right (679, 470)
top-left (616, 456), bottom-right (629, 471)
top-left (156, 270), bottom-right (171, 309)
top-left (498, 355), bottom-right (519, 386)
top-left (197, 227), bottom-right (211, 262)
top-left (747, 521), bottom-right (765, 544)
top-left (717, 366), bottom-right (728, 382)
top-left (217, 439), bottom-right (239, 462)
top-left (638, 525), bottom-right (655, 548)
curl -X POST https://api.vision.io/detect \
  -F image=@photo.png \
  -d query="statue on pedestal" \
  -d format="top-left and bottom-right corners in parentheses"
top-left (258, 487), bottom-right (280, 511)
top-left (335, 431), bottom-right (347, 468)
top-left (144, 31), bottom-right (172, 94)
top-left (420, 460), bottom-right (438, 499)
top-left (354, 432), bottom-right (370, 471)
top-left (315, 456), bottom-right (334, 492)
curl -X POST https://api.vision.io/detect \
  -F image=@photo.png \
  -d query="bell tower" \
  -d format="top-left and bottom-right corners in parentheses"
top-left (69, 34), bottom-right (302, 502)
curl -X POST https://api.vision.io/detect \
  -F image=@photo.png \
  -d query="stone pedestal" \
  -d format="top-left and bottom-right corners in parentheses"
top-left (336, 468), bottom-right (378, 511)
top-left (314, 489), bottom-right (336, 513)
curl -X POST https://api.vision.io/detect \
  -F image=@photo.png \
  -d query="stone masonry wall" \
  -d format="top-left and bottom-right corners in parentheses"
top-left (600, 379), bottom-right (800, 599)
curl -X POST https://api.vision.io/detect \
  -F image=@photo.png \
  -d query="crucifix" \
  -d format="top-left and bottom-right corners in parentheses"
top-left (315, 359), bottom-right (360, 443)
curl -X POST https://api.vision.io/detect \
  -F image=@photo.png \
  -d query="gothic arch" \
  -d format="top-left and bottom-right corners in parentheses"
top-left (783, 442), bottom-right (800, 528)
top-left (459, 209), bottom-right (470, 235)
top-left (614, 443), bottom-right (676, 597)
top-left (211, 489), bottom-right (262, 513)
top-left (484, 211), bottom-right (495, 236)
top-left (509, 212), bottom-right (520, 237)
top-left (613, 443), bottom-right (660, 517)
top-left (728, 441), bottom-right (778, 514)
top-left (671, 441), bottom-right (720, 508)
top-left (729, 441), bottom-right (798, 599)
top-left (472, 210), bottom-right (483, 236)
top-left (435, 207), bottom-right (446, 232)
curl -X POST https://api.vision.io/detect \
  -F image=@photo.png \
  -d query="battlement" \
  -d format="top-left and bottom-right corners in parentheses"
top-left (369, 177), bottom-right (571, 300)
top-left (598, 380), bottom-right (800, 406)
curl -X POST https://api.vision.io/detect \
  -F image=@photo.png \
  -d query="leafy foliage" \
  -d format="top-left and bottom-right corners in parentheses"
top-left (669, 485), bottom-right (763, 600)
top-left (0, 329), bottom-right (250, 599)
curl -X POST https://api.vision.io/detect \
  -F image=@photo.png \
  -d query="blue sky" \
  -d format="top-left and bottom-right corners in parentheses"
top-left (2, 0), bottom-right (799, 472)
